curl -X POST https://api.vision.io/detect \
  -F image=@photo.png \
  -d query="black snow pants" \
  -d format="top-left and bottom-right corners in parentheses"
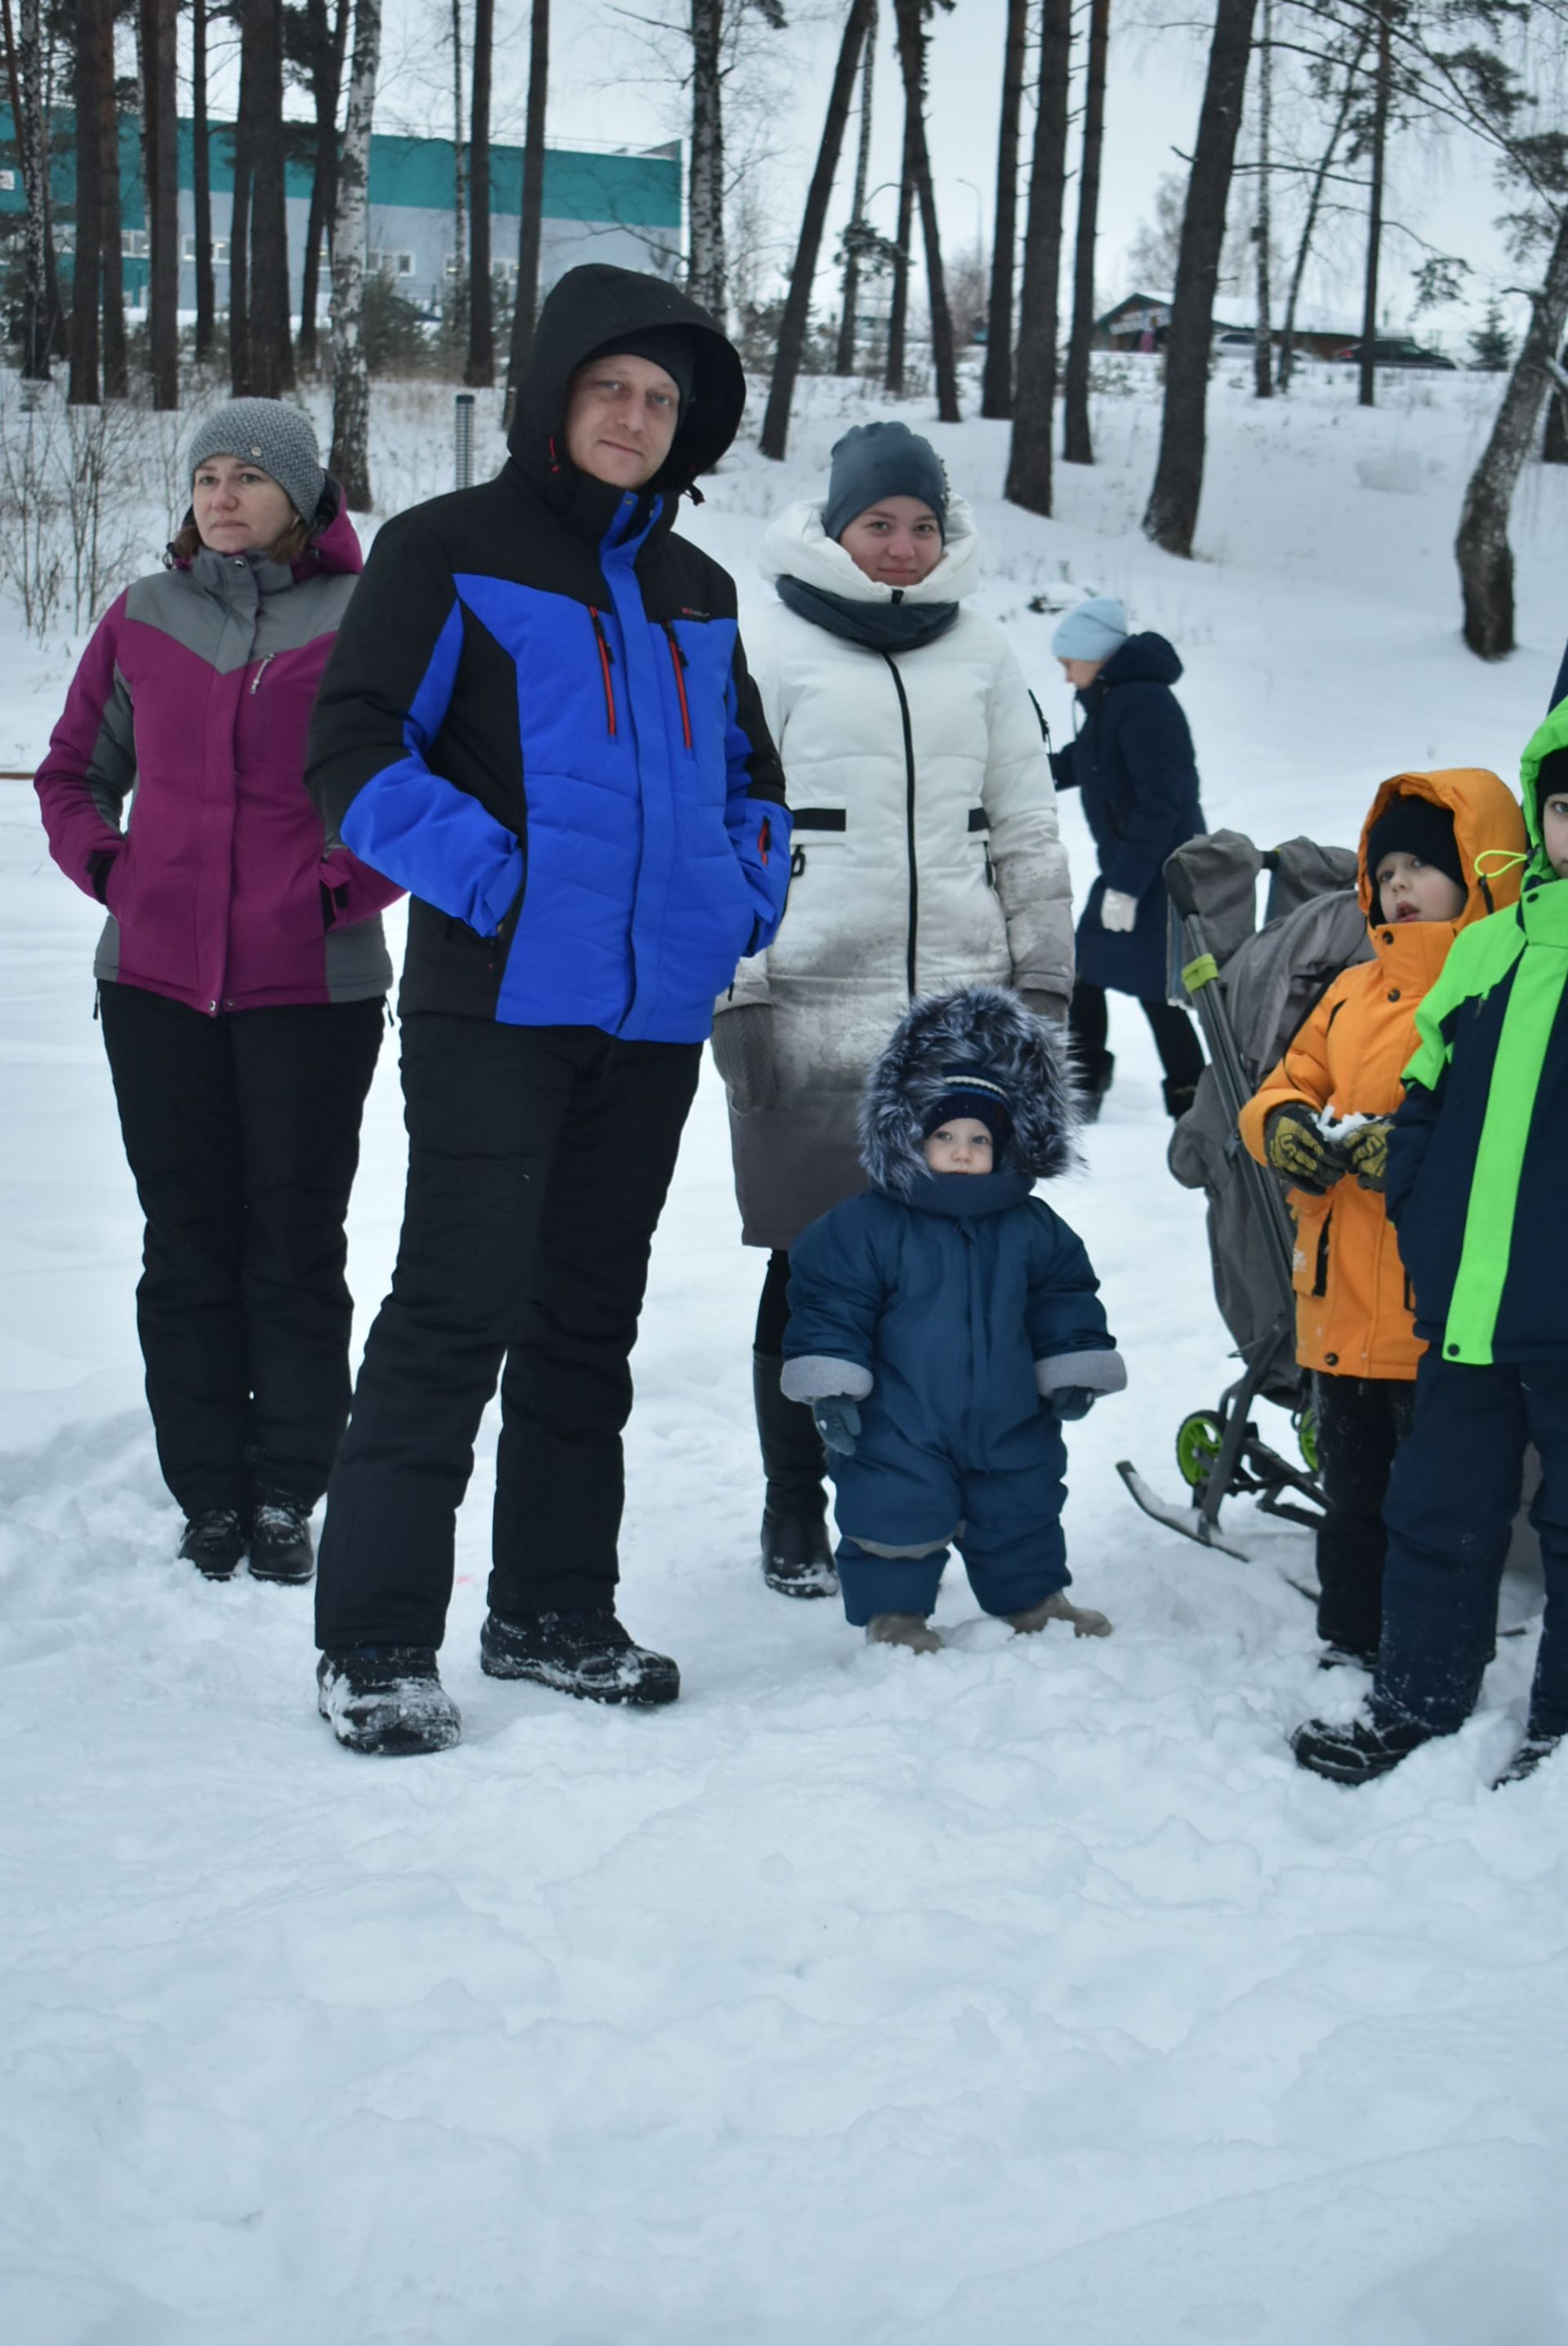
top-left (1311, 1370), bottom-right (1416, 1661)
top-left (1068, 981), bottom-right (1204, 1111)
top-left (314, 1014), bottom-right (702, 1656)
top-left (1377, 1353), bottom-right (1568, 1741)
top-left (99, 979), bottom-right (385, 1518)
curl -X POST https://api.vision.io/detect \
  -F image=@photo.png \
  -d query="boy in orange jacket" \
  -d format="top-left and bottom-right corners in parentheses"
top-left (1237, 769), bottom-right (1525, 1666)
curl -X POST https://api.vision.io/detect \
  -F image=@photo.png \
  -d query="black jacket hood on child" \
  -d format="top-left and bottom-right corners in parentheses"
top-left (859, 986), bottom-right (1080, 1199)
top-left (1051, 630), bottom-right (1205, 1001)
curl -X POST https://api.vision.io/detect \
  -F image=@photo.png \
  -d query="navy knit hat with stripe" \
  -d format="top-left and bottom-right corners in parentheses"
top-left (921, 1066), bottom-right (1013, 1152)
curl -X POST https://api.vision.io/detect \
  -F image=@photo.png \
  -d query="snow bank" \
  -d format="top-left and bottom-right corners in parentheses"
top-left (2, 362), bottom-right (1567, 2344)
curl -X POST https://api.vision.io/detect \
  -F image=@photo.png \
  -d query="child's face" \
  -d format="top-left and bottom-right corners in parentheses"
top-left (1541, 792), bottom-right (1568, 878)
top-left (923, 1117), bottom-right (995, 1175)
top-left (1374, 850), bottom-right (1467, 926)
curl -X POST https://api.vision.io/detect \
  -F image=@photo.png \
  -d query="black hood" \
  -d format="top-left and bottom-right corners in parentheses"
top-left (1097, 631), bottom-right (1183, 689)
top-left (506, 264), bottom-right (746, 501)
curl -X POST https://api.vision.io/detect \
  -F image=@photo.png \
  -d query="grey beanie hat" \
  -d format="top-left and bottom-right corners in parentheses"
top-left (822, 421), bottom-right (948, 543)
top-left (188, 399), bottom-right (326, 527)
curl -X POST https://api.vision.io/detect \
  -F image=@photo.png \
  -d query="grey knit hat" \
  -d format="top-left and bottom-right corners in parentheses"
top-left (187, 399), bottom-right (326, 527)
top-left (822, 421), bottom-right (948, 543)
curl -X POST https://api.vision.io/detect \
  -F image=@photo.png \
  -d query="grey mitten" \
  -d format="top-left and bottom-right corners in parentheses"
top-left (1049, 1386), bottom-right (1096, 1421)
top-left (710, 1004), bottom-right (777, 1112)
top-left (811, 1395), bottom-right (862, 1456)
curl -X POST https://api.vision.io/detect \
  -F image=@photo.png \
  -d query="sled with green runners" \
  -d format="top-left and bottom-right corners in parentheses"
top-left (1116, 828), bottom-right (1369, 1563)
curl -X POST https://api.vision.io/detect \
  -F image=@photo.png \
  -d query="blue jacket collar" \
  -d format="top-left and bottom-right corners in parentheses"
top-left (884, 1168), bottom-right (1036, 1219)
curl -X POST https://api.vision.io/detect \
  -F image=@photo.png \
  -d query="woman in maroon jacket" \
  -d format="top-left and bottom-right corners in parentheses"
top-left (35, 400), bottom-right (403, 1585)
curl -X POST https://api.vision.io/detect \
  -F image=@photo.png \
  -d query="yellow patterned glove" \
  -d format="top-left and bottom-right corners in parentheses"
top-left (1344, 1118), bottom-right (1392, 1192)
top-left (1264, 1104), bottom-right (1348, 1197)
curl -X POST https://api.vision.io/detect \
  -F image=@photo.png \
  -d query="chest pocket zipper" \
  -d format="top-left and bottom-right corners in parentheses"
top-left (662, 622), bottom-right (693, 750)
top-left (588, 607), bottom-right (617, 737)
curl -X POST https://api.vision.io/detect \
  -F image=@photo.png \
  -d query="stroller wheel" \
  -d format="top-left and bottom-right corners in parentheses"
top-left (1174, 1411), bottom-right (1225, 1489)
top-left (1296, 1404), bottom-right (1320, 1476)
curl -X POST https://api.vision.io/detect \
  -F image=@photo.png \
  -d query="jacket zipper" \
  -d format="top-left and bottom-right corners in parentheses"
top-left (882, 653), bottom-right (920, 996)
top-left (662, 622), bottom-right (693, 749)
top-left (249, 653), bottom-right (274, 696)
top-left (588, 607), bottom-right (617, 737)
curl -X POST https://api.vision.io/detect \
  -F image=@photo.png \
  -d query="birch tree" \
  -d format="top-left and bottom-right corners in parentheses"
top-left (892, 0), bottom-right (959, 422)
top-left (688, 0), bottom-right (728, 316)
top-left (835, 11), bottom-right (875, 374)
top-left (331, 0), bottom-right (381, 511)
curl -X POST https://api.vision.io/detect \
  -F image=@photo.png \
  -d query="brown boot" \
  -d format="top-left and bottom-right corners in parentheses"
top-left (866, 1612), bottom-right (942, 1653)
top-left (1008, 1590), bottom-right (1112, 1639)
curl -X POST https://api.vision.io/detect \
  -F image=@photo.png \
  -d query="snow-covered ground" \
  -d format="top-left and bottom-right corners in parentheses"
top-left (4, 360), bottom-right (1568, 2344)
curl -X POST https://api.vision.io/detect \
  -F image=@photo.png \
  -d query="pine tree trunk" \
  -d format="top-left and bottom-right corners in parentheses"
top-left (228, 50), bottom-right (253, 395)
top-left (331, 0), bottom-right (381, 511)
top-left (760, 0), bottom-right (875, 461)
top-left (1141, 0), bottom-right (1257, 556)
top-left (98, 8), bottom-right (127, 398)
top-left (884, 156), bottom-right (913, 393)
top-left (465, 0), bottom-right (495, 386)
top-left (1062, 0), bottom-right (1109, 462)
top-left (980, 0), bottom-right (1026, 420)
top-left (1276, 27), bottom-right (1365, 390)
top-left (141, 0), bottom-right (179, 408)
top-left (892, 0), bottom-right (958, 421)
top-left (1359, 0), bottom-right (1391, 410)
top-left (40, 11), bottom-right (66, 358)
top-left (688, 0), bottom-right (726, 319)
top-left (193, 0), bottom-right (216, 359)
top-left (504, 0), bottom-right (550, 420)
top-left (1253, 0), bottom-right (1272, 399)
top-left (69, 0), bottom-right (105, 404)
top-left (1544, 346), bottom-right (1568, 464)
top-left (1455, 207), bottom-right (1568, 659)
top-left (835, 14), bottom-right (875, 376)
top-left (18, 0), bottom-right (48, 381)
top-left (247, 0), bottom-right (293, 397)
top-left (1004, 0), bottom-right (1071, 513)
top-left (449, 0), bottom-right (467, 345)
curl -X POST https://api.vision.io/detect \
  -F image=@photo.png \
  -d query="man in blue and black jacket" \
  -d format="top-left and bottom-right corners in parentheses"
top-left (308, 264), bottom-right (791, 1754)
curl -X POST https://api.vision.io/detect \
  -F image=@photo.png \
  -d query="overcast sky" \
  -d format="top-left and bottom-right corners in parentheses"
top-left (365, 0), bottom-right (1540, 347)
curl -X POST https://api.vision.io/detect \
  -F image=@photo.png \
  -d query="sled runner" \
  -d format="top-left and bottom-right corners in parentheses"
top-left (1118, 829), bottom-right (1367, 1563)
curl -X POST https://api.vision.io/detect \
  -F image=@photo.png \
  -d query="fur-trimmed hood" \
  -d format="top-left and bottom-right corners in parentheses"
top-left (859, 987), bottom-right (1079, 1197)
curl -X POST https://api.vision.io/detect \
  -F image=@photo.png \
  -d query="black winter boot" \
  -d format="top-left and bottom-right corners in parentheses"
top-left (1077, 1052), bottom-right (1116, 1126)
top-left (479, 1609), bottom-right (680, 1705)
top-left (317, 1648), bottom-right (461, 1755)
top-left (1290, 1711), bottom-right (1436, 1783)
top-left (1161, 1074), bottom-right (1199, 1121)
top-left (178, 1507), bottom-right (247, 1579)
top-left (753, 1350), bottom-right (838, 1599)
top-left (248, 1500), bottom-right (315, 1584)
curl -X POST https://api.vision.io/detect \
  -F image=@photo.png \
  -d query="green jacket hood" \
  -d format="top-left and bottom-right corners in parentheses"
top-left (1518, 696), bottom-right (1568, 879)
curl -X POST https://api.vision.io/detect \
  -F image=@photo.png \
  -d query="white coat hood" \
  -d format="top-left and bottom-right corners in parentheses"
top-left (760, 495), bottom-right (983, 607)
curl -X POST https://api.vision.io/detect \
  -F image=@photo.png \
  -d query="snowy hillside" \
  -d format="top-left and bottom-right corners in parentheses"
top-left (3, 363), bottom-right (1568, 2345)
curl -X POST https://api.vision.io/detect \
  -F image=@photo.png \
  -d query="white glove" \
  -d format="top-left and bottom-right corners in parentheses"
top-left (1100, 888), bottom-right (1138, 934)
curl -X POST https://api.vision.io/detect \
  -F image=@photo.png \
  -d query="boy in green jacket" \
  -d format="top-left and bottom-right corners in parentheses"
top-left (1294, 706), bottom-right (1568, 1786)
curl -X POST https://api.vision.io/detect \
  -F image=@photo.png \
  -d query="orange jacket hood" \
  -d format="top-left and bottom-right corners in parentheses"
top-left (1357, 765), bottom-right (1526, 934)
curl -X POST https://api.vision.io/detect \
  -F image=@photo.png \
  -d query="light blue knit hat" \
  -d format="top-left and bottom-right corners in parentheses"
top-left (1052, 595), bottom-right (1129, 663)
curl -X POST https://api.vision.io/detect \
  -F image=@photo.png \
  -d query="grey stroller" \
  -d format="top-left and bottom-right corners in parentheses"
top-left (1117, 829), bottom-right (1368, 1560)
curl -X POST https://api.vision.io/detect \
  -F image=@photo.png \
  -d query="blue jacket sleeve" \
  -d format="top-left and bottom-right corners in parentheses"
top-left (306, 514), bottom-right (526, 934)
top-left (1026, 1211), bottom-right (1127, 1396)
top-left (1099, 684), bottom-right (1200, 901)
top-left (724, 630), bottom-right (791, 953)
top-left (778, 1202), bottom-right (888, 1403)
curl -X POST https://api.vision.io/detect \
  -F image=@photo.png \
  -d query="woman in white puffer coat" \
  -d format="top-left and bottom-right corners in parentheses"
top-left (712, 421), bottom-right (1076, 1600)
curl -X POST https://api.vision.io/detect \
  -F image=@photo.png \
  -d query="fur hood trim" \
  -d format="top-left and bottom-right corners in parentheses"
top-left (859, 987), bottom-right (1080, 1195)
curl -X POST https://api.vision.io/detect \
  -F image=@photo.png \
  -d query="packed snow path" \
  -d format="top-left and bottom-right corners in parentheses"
top-left (3, 368), bottom-right (1568, 2343)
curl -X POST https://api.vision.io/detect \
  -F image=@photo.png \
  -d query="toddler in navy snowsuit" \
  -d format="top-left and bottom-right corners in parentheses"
top-left (781, 988), bottom-right (1126, 1650)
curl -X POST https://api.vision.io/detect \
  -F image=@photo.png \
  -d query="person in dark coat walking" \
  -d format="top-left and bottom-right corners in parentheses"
top-left (34, 400), bottom-right (401, 1586)
top-left (306, 264), bottom-right (791, 1755)
top-left (1049, 597), bottom-right (1205, 1119)
top-left (782, 988), bottom-right (1125, 1651)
